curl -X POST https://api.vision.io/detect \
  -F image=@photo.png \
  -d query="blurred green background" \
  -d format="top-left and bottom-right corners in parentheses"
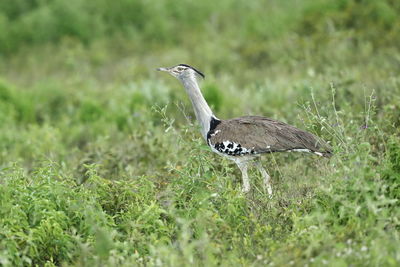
top-left (0, 0), bottom-right (400, 266)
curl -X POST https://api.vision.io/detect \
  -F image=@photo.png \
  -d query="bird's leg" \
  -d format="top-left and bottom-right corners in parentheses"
top-left (255, 161), bottom-right (273, 197)
top-left (236, 162), bottom-right (250, 193)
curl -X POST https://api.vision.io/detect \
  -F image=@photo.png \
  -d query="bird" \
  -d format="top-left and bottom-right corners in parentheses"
top-left (157, 64), bottom-right (332, 195)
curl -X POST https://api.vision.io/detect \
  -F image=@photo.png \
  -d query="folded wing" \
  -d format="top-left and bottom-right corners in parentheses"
top-left (208, 116), bottom-right (332, 157)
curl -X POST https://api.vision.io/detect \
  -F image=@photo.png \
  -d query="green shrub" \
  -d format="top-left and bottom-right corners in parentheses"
top-left (1, 0), bottom-right (400, 265)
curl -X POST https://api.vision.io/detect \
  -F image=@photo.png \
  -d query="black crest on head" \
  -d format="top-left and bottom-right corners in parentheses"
top-left (178, 64), bottom-right (205, 78)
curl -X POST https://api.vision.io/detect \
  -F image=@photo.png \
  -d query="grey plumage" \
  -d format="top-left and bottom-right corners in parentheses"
top-left (157, 64), bottom-right (332, 195)
top-left (208, 116), bottom-right (332, 157)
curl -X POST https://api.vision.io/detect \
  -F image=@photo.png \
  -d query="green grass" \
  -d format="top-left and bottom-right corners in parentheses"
top-left (1, 0), bottom-right (400, 266)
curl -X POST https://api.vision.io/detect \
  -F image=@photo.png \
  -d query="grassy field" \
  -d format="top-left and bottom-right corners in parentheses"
top-left (1, 0), bottom-right (400, 266)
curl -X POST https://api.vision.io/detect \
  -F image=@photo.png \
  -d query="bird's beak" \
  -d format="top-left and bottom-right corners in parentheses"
top-left (157, 67), bottom-right (168, 72)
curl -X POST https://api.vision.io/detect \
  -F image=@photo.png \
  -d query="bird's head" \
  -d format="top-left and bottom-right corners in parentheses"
top-left (157, 64), bottom-right (205, 81)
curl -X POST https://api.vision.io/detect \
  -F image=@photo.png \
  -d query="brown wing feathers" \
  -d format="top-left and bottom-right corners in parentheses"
top-left (207, 116), bottom-right (332, 157)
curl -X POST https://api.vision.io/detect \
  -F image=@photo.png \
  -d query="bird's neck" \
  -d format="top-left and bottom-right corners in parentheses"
top-left (181, 76), bottom-right (216, 140)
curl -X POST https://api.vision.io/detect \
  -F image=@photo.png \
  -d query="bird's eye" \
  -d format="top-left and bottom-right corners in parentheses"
top-left (177, 67), bottom-right (184, 71)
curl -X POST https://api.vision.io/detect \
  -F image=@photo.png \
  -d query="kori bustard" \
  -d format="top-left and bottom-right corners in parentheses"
top-left (157, 64), bottom-right (332, 195)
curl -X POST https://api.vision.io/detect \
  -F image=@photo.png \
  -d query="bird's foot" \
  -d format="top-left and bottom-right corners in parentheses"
top-left (265, 184), bottom-right (273, 199)
top-left (241, 185), bottom-right (250, 193)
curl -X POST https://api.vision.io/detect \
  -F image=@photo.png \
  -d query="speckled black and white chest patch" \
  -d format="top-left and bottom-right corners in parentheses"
top-left (206, 118), bottom-right (256, 157)
top-left (211, 140), bottom-right (256, 156)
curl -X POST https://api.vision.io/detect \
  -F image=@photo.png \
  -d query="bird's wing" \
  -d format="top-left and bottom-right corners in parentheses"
top-left (208, 116), bottom-right (332, 156)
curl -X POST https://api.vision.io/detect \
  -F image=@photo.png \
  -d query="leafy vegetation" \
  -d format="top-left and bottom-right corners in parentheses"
top-left (1, 0), bottom-right (399, 266)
